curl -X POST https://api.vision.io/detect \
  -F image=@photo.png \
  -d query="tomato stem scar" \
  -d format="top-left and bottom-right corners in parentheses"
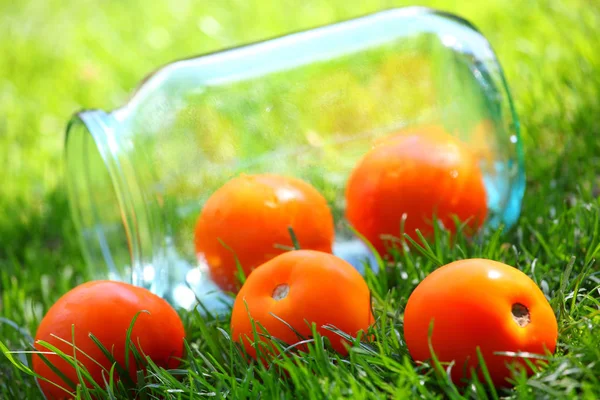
top-left (272, 284), bottom-right (290, 301)
top-left (511, 303), bottom-right (530, 327)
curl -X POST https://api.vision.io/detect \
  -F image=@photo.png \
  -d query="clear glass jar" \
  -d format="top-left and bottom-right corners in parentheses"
top-left (65, 7), bottom-right (524, 312)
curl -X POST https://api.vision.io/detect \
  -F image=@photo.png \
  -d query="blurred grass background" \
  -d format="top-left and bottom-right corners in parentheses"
top-left (2, 0), bottom-right (598, 205)
top-left (1, 0), bottom-right (599, 396)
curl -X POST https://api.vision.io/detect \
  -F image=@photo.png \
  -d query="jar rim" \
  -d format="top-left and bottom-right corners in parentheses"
top-left (64, 110), bottom-right (137, 282)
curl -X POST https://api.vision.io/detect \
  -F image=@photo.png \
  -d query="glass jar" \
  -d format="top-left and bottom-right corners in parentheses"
top-left (65, 7), bottom-right (524, 312)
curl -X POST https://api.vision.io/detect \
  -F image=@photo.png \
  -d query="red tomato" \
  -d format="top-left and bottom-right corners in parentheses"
top-left (32, 281), bottom-right (185, 399)
top-left (194, 173), bottom-right (335, 293)
top-left (230, 250), bottom-right (374, 360)
top-left (403, 259), bottom-right (558, 386)
top-left (345, 127), bottom-right (487, 256)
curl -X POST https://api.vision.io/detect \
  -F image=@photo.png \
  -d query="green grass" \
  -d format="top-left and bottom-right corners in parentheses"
top-left (1, 0), bottom-right (600, 398)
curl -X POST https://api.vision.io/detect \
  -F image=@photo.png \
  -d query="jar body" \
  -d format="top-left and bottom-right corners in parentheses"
top-left (65, 7), bottom-right (524, 311)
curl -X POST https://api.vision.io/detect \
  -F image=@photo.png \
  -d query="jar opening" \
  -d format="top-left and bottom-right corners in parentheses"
top-left (65, 111), bottom-right (133, 282)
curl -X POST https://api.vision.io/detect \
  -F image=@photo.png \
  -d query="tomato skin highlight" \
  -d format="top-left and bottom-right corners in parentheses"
top-left (345, 127), bottom-right (487, 256)
top-left (403, 258), bottom-right (558, 387)
top-left (230, 250), bottom-right (374, 360)
top-left (194, 173), bottom-right (335, 293)
top-left (32, 281), bottom-right (185, 400)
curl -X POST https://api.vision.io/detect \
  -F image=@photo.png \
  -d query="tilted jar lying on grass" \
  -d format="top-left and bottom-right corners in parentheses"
top-left (64, 7), bottom-right (525, 312)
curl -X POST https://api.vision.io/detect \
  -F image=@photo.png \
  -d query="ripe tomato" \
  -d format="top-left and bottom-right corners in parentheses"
top-left (345, 126), bottom-right (487, 256)
top-left (403, 259), bottom-right (558, 386)
top-left (32, 281), bottom-right (185, 399)
top-left (194, 173), bottom-right (335, 293)
top-left (230, 250), bottom-right (374, 360)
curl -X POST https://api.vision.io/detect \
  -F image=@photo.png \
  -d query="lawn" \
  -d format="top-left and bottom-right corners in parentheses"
top-left (1, 0), bottom-right (600, 398)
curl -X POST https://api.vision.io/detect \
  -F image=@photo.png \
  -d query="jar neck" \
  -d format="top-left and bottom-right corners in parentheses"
top-left (65, 109), bottom-right (163, 294)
